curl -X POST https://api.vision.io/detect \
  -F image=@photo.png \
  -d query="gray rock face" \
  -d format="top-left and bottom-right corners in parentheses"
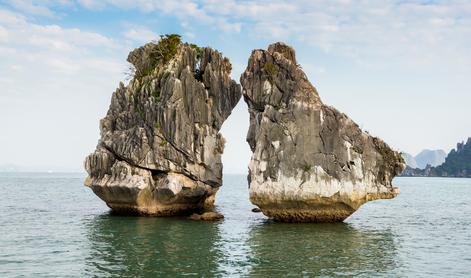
top-left (85, 38), bottom-right (241, 215)
top-left (241, 42), bottom-right (405, 222)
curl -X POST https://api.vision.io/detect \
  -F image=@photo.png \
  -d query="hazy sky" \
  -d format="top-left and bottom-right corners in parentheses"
top-left (0, 0), bottom-right (470, 173)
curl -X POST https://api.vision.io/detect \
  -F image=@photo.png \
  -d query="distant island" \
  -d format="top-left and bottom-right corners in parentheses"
top-left (401, 138), bottom-right (471, 178)
top-left (402, 149), bottom-right (446, 169)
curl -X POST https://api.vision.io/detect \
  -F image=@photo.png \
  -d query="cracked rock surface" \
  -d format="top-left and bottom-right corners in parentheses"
top-left (84, 39), bottom-right (241, 215)
top-left (241, 42), bottom-right (405, 222)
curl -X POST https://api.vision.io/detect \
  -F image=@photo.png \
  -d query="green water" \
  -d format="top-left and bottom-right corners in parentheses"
top-left (1, 173), bottom-right (470, 277)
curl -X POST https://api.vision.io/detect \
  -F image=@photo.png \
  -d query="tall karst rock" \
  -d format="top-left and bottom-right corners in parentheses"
top-left (241, 42), bottom-right (405, 222)
top-left (85, 35), bottom-right (241, 215)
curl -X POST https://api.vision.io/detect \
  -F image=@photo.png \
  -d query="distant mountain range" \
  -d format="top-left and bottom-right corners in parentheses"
top-left (402, 138), bottom-right (471, 178)
top-left (401, 149), bottom-right (447, 169)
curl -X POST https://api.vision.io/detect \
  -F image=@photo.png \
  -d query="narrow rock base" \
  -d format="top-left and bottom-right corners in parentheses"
top-left (104, 200), bottom-right (215, 216)
top-left (260, 207), bottom-right (355, 223)
top-left (252, 191), bottom-right (399, 222)
top-left (90, 184), bottom-right (217, 216)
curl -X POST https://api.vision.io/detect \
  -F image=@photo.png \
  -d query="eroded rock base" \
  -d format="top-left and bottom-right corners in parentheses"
top-left (251, 190), bottom-right (399, 222)
top-left (86, 171), bottom-right (218, 216)
top-left (91, 186), bottom-right (216, 216)
top-left (260, 207), bottom-right (354, 223)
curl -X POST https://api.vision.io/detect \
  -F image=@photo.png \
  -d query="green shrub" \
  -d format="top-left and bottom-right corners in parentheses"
top-left (264, 62), bottom-right (277, 80)
top-left (302, 164), bottom-right (312, 172)
top-left (136, 106), bottom-right (144, 118)
top-left (135, 34), bottom-right (182, 79)
top-left (152, 88), bottom-right (160, 102)
top-left (189, 43), bottom-right (201, 59)
top-left (155, 34), bottom-right (181, 64)
top-left (352, 145), bottom-right (363, 154)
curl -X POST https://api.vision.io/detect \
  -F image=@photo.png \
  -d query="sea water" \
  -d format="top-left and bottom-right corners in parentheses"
top-left (0, 173), bottom-right (470, 277)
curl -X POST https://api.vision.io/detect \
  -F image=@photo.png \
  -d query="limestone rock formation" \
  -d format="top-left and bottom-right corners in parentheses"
top-left (84, 35), bottom-right (241, 215)
top-left (241, 42), bottom-right (405, 222)
top-left (402, 138), bottom-right (471, 178)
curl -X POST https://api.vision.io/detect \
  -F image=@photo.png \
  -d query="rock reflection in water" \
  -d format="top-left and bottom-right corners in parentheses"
top-left (82, 174), bottom-right (402, 277)
top-left (246, 222), bottom-right (400, 276)
top-left (83, 214), bottom-right (222, 277)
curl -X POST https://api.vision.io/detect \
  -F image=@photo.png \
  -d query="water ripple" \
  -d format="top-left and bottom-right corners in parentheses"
top-left (0, 173), bottom-right (470, 277)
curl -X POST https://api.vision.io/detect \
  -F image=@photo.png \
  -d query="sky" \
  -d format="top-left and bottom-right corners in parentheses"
top-left (0, 0), bottom-right (470, 173)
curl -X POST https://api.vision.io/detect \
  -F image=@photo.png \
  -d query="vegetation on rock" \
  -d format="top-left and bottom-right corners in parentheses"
top-left (433, 138), bottom-right (471, 177)
top-left (128, 34), bottom-right (182, 80)
top-left (241, 42), bottom-right (404, 222)
top-left (189, 43), bottom-right (201, 58)
top-left (85, 35), bottom-right (241, 216)
top-left (401, 138), bottom-right (471, 178)
top-left (263, 62), bottom-right (277, 80)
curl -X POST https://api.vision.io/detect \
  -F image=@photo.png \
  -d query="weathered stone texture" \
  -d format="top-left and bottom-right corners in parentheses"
top-left (85, 39), bottom-right (241, 215)
top-left (241, 42), bottom-right (404, 222)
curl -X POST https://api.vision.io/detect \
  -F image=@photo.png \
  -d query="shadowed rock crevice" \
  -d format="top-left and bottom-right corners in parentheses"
top-left (241, 42), bottom-right (405, 222)
top-left (84, 35), bottom-right (241, 215)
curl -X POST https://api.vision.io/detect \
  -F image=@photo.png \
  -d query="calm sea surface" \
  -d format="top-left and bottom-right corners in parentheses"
top-left (0, 173), bottom-right (470, 277)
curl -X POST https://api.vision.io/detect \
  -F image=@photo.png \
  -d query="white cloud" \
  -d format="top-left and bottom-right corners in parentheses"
top-left (5, 0), bottom-right (471, 66)
top-left (184, 31), bottom-right (195, 39)
top-left (0, 46), bottom-right (16, 56)
top-left (0, 7), bottom-right (125, 84)
top-left (47, 58), bottom-right (81, 73)
top-left (200, 0), bottom-right (471, 70)
top-left (0, 26), bottom-right (8, 42)
top-left (29, 33), bottom-right (74, 51)
top-left (10, 64), bottom-right (22, 71)
top-left (66, 0), bottom-right (471, 70)
top-left (75, 0), bottom-right (242, 33)
top-left (0, 8), bottom-right (27, 25)
top-left (7, 0), bottom-right (56, 17)
top-left (77, 0), bottom-right (104, 10)
top-left (31, 24), bottom-right (115, 49)
top-left (124, 27), bottom-right (158, 44)
top-left (0, 7), bottom-right (126, 171)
